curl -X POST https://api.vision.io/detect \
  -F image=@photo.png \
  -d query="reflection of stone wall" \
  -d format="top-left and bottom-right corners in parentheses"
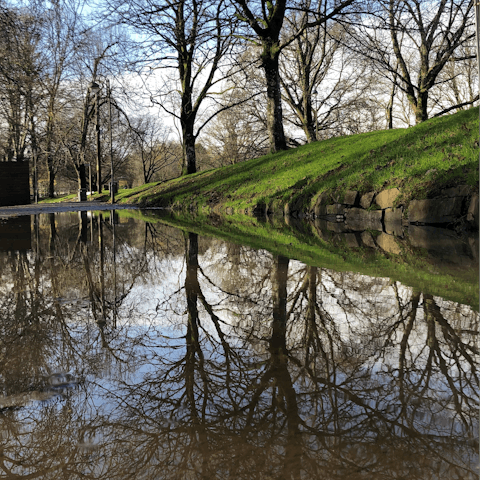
top-left (312, 218), bottom-right (478, 269)
top-left (0, 161), bottom-right (30, 206)
top-left (0, 217), bottom-right (31, 251)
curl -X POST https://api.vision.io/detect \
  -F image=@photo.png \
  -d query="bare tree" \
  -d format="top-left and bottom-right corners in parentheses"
top-left (280, 7), bottom-right (338, 142)
top-left (130, 115), bottom-right (179, 183)
top-left (203, 74), bottom-right (269, 166)
top-left (232, 0), bottom-right (357, 153)
top-left (106, 0), bottom-right (239, 175)
top-left (431, 40), bottom-right (479, 117)
top-left (0, 3), bottom-right (42, 163)
top-left (37, 0), bottom-right (87, 197)
top-left (61, 53), bottom-right (107, 191)
top-left (280, 19), bottom-right (377, 141)
top-left (350, 0), bottom-right (475, 124)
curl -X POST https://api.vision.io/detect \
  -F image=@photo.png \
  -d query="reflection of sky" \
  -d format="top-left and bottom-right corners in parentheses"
top-left (0, 221), bottom-right (478, 478)
top-left (110, 243), bottom-right (479, 415)
top-left (84, 240), bottom-right (480, 382)
top-left (127, 256), bottom-right (186, 323)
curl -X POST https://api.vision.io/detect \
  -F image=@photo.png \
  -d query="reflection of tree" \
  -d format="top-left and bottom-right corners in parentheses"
top-left (111, 246), bottom-right (479, 478)
top-left (0, 211), bottom-right (159, 396)
top-left (0, 252), bottom-right (46, 398)
top-left (266, 256), bottom-right (302, 479)
top-left (0, 213), bottom-right (181, 478)
top-left (394, 292), bottom-right (479, 433)
top-left (283, 265), bottom-right (478, 478)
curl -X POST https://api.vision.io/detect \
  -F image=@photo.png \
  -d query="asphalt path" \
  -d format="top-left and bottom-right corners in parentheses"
top-left (0, 201), bottom-right (139, 218)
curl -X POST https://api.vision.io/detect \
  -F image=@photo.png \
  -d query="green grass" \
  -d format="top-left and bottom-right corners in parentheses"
top-left (39, 193), bottom-right (78, 203)
top-left (43, 108), bottom-right (479, 214)
top-left (118, 107), bottom-right (479, 214)
top-left (36, 108), bottom-right (479, 311)
top-left (103, 182), bottom-right (161, 202)
top-left (39, 182), bottom-right (161, 204)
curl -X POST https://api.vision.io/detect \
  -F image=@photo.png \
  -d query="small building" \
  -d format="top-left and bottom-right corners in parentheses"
top-left (0, 161), bottom-right (30, 206)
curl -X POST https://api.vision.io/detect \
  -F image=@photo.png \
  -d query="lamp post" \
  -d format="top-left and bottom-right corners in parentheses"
top-left (107, 79), bottom-right (115, 204)
top-left (26, 146), bottom-right (38, 203)
top-left (33, 148), bottom-right (38, 203)
top-left (88, 163), bottom-right (92, 196)
top-left (89, 81), bottom-right (102, 194)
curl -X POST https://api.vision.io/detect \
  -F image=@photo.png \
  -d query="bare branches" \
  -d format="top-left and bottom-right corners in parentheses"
top-left (104, 0), bottom-right (240, 175)
top-left (344, 0), bottom-right (475, 124)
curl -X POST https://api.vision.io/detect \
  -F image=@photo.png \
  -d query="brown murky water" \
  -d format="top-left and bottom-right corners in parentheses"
top-left (0, 212), bottom-right (478, 479)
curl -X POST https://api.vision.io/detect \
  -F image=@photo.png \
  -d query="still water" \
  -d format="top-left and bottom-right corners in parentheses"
top-left (0, 211), bottom-right (478, 479)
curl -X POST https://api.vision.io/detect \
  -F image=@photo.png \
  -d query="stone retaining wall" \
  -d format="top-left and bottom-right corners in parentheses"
top-left (305, 185), bottom-right (479, 232)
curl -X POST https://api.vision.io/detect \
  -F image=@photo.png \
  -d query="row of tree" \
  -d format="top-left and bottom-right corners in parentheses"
top-left (0, 0), bottom-right (476, 196)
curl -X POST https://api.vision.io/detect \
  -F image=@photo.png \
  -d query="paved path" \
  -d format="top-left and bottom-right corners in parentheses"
top-left (0, 201), bottom-right (139, 218)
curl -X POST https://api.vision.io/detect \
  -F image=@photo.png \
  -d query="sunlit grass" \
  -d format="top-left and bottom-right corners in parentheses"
top-left (39, 193), bottom-right (77, 203)
top-left (123, 107), bottom-right (479, 212)
top-left (39, 182), bottom-right (161, 204)
top-left (42, 107), bottom-right (478, 213)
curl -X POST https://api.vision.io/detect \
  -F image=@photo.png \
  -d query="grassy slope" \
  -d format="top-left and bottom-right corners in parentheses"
top-left (112, 107), bottom-right (478, 213)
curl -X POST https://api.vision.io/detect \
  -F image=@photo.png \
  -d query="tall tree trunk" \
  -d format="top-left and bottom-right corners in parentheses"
top-left (29, 113), bottom-right (39, 201)
top-left (414, 89), bottom-right (429, 124)
top-left (386, 82), bottom-right (396, 129)
top-left (182, 122), bottom-right (196, 175)
top-left (45, 116), bottom-right (56, 194)
top-left (47, 166), bottom-right (55, 197)
top-left (76, 163), bottom-right (87, 190)
top-left (262, 46), bottom-right (287, 153)
top-left (45, 103), bottom-right (56, 197)
top-left (303, 94), bottom-right (317, 143)
top-left (180, 86), bottom-right (196, 175)
top-left (142, 151), bottom-right (149, 184)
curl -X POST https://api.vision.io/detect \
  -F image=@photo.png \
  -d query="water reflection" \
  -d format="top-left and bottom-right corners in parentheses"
top-left (0, 212), bottom-right (477, 479)
top-left (0, 217), bottom-right (31, 251)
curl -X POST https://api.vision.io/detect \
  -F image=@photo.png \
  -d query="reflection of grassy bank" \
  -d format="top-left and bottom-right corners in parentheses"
top-left (121, 209), bottom-right (478, 311)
